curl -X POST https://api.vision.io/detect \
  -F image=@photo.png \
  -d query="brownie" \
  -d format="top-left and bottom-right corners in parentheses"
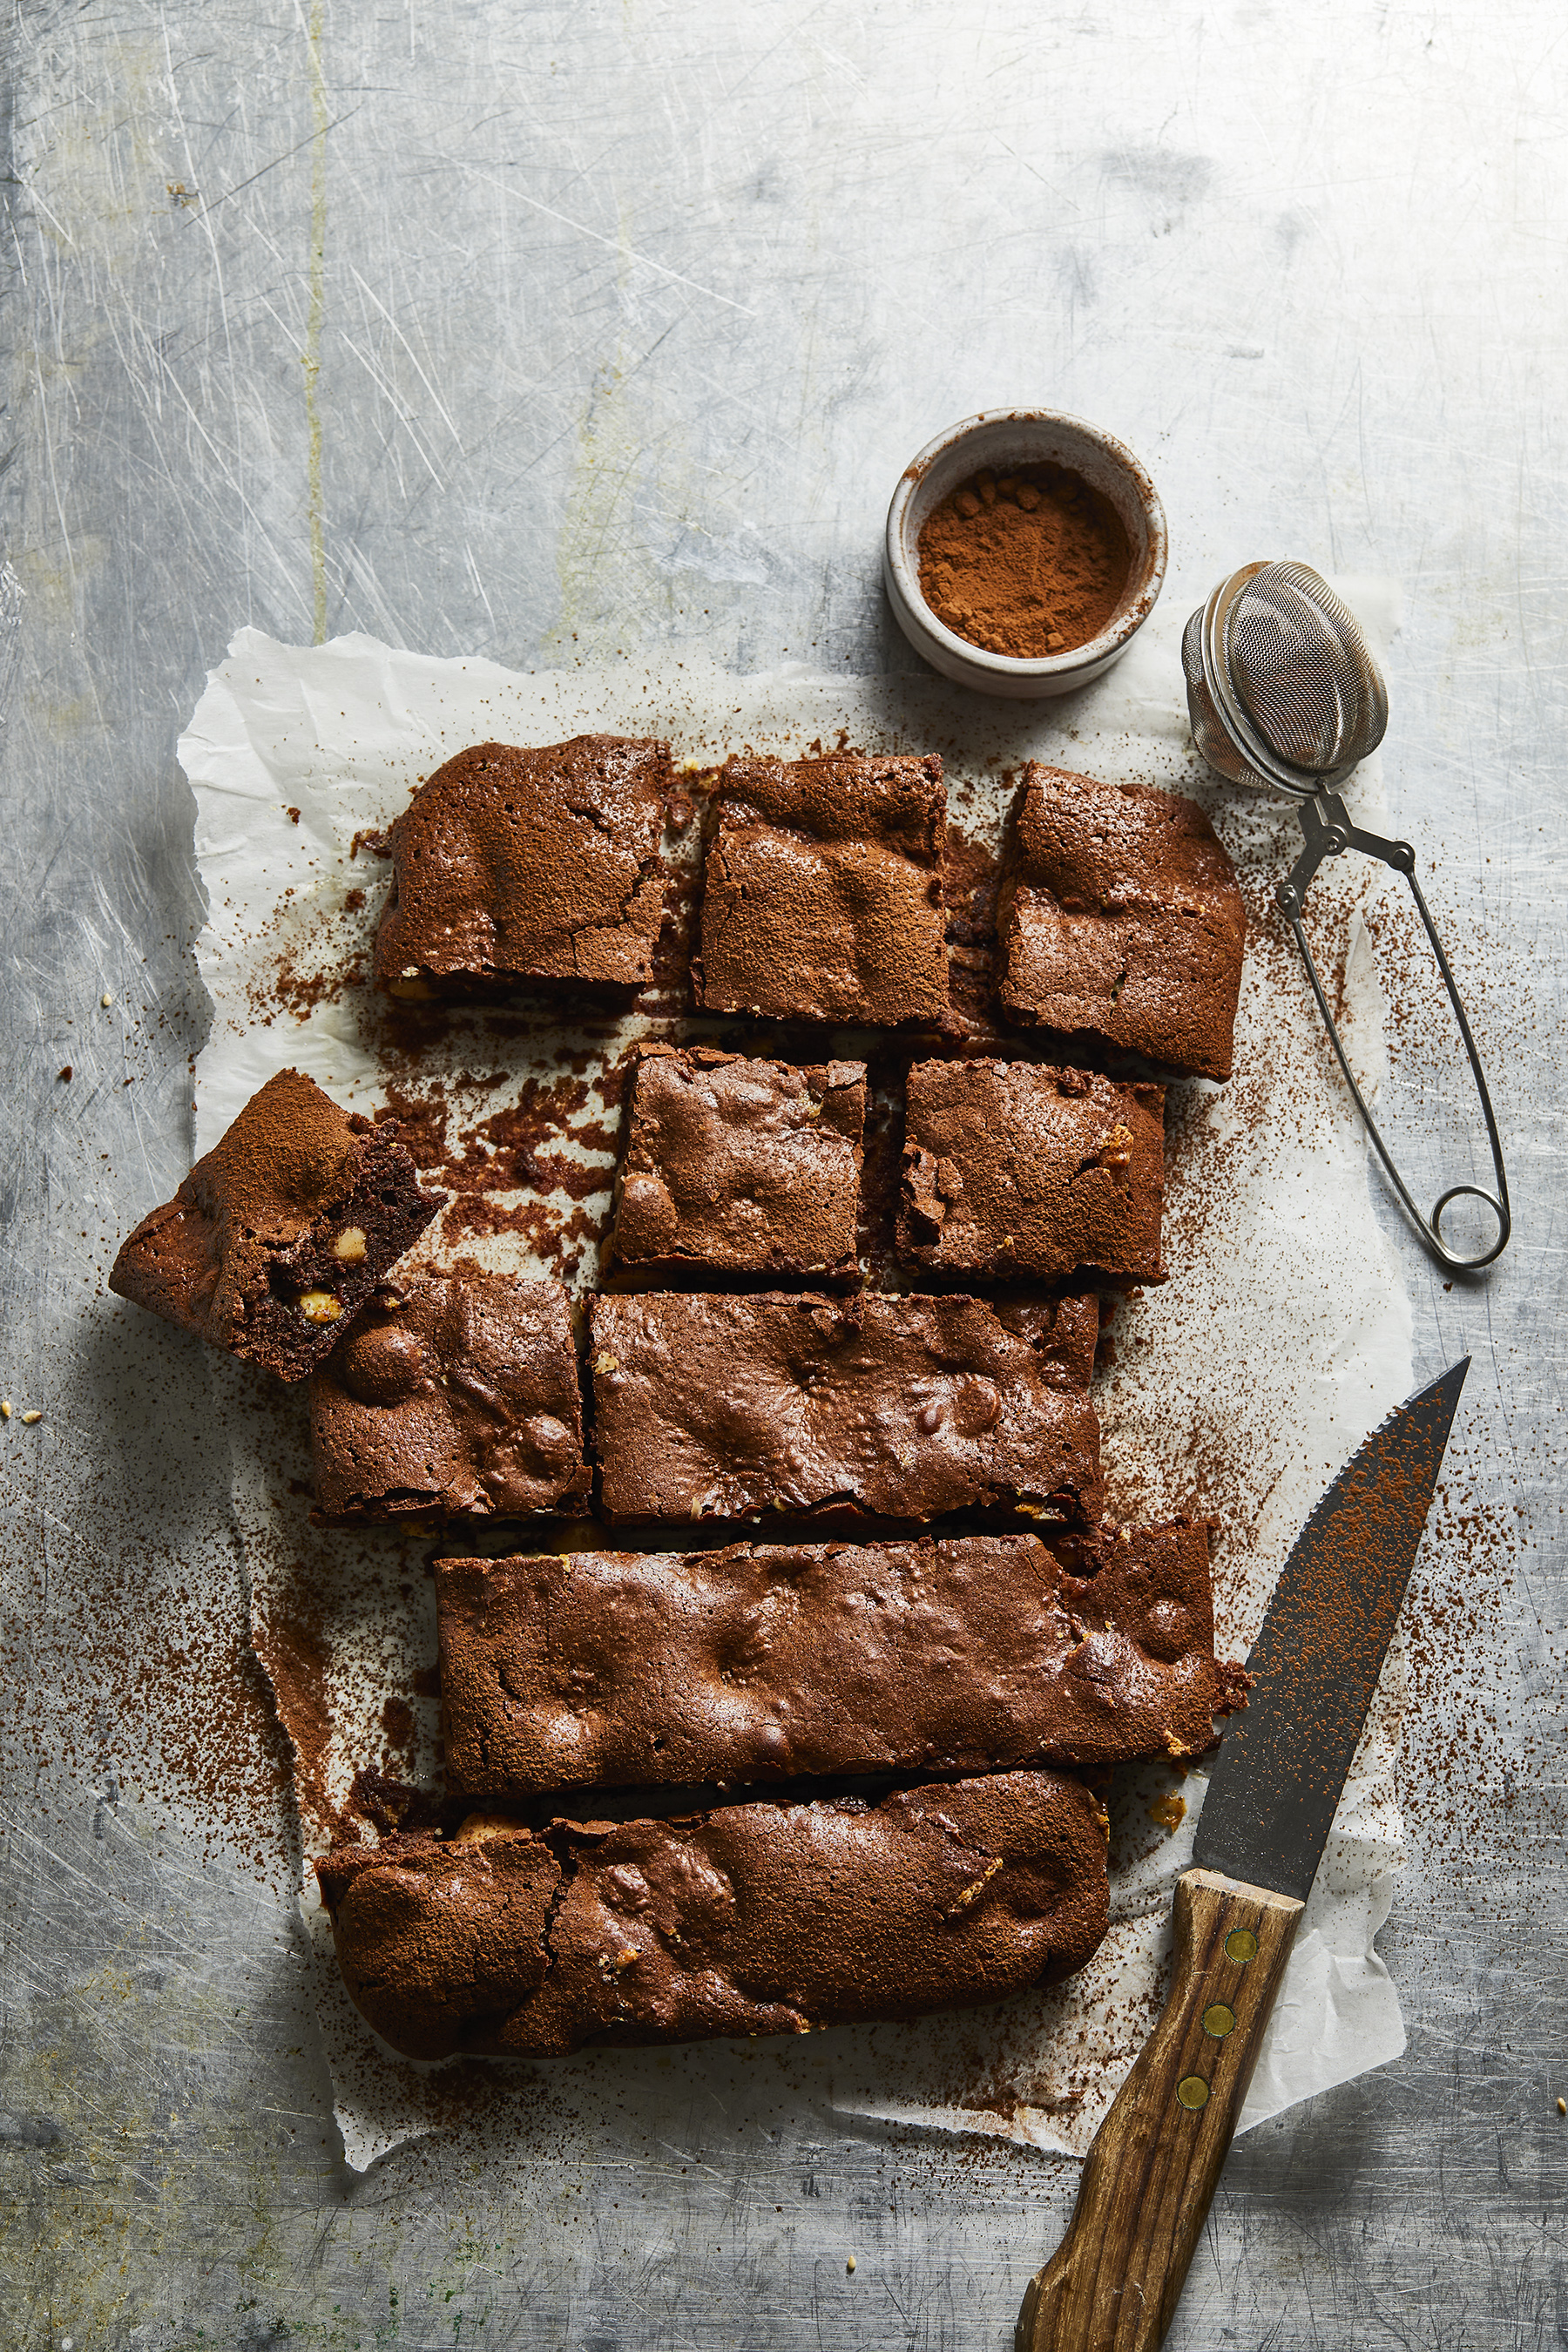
top-left (996, 765), bottom-right (1246, 1080)
top-left (316, 1822), bottom-right (561, 2060)
top-left (611, 1044), bottom-right (866, 1281)
top-left (899, 1058), bottom-right (1166, 1284)
top-left (372, 735), bottom-right (671, 997)
top-left (588, 1288), bottom-right (1102, 1524)
top-left (108, 1069), bottom-right (444, 1380)
top-left (695, 752), bottom-right (948, 1025)
top-left (318, 1770), bottom-right (1110, 2060)
top-left (436, 1521), bottom-right (1247, 1797)
top-left (308, 1272), bottom-right (589, 1521)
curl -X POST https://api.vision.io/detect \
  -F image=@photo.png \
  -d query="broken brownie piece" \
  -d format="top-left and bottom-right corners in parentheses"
top-left (316, 1821), bottom-right (561, 2061)
top-left (588, 1288), bottom-right (1102, 1524)
top-left (108, 1068), bottom-right (444, 1379)
top-left (318, 1770), bottom-right (1110, 2060)
top-left (610, 1044), bottom-right (865, 1281)
top-left (372, 735), bottom-right (671, 997)
top-left (309, 1271), bottom-right (590, 1521)
top-left (436, 1521), bottom-right (1247, 1798)
top-left (695, 752), bottom-right (948, 1025)
top-left (898, 1058), bottom-right (1165, 1284)
top-left (996, 765), bottom-right (1246, 1080)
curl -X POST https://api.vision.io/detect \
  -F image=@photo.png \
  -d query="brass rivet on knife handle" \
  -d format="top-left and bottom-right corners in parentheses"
top-left (1016, 1868), bottom-right (1302, 2352)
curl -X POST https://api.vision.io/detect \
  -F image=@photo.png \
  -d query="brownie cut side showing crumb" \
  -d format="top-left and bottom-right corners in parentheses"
top-left (108, 1068), bottom-right (445, 1379)
top-left (436, 1521), bottom-right (1247, 1798)
top-left (996, 765), bottom-right (1246, 1080)
top-left (588, 1288), bottom-right (1102, 1525)
top-left (372, 735), bottom-right (671, 998)
top-left (695, 752), bottom-right (949, 1026)
top-left (611, 1044), bottom-right (866, 1281)
top-left (309, 1271), bottom-right (590, 1520)
top-left (317, 1771), bottom-right (1110, 2060)
top-left (899, 1058), bottom-right (1166, 1284)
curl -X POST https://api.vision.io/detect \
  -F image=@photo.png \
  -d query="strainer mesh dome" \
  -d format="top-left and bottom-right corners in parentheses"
top-left (1226, 562), bottom-right (1389, 774)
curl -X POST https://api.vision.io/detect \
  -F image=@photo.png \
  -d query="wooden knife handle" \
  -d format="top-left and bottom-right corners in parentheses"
top-left (1016, 1867), bottom-right (1304, 2352)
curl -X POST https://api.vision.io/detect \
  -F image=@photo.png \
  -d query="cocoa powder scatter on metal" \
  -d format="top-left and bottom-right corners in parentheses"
top-left (917, 463), bottom-right (1132, 659)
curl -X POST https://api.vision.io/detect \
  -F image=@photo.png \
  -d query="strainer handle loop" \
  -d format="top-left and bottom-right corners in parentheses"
top-left (1274, 794), bottom-right (1511, 1274)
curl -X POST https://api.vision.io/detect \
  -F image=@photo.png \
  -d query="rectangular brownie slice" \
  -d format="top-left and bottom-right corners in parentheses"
top-left (610, 1044), bottom-right (866, 1281)
top-left (588, 1288), bottom-right (1101, 1524)
top-left (317, 1770), bottom-right (1109, 2061)
top-left (899, 1058), bottom-right (1165, 1284)
top-left (108, 1068), bottom-right (444, 1380)
top-left (436, 1521), bottom-right (1247, 1798)
top-left (996, 765), bottom-right (1246, 1080)
top-left (695, 751), bottom-right (948, 1025)
top-left (309, 1271), bottom-right (589, 1521)
top-left (372, 735), bottom-right (671, 998)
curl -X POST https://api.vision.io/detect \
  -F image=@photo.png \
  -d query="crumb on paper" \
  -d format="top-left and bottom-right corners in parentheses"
top-left (21, 1409), bottom-right (43, 1425)
top-left (1148, 1793), bottom-right (1187, 1832)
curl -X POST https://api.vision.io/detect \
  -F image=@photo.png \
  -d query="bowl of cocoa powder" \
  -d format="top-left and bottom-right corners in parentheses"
top-left (883, 409), bottom-right (1166, 698)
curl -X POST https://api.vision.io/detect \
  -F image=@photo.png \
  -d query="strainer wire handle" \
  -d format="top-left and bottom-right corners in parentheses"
top-left (1276, 793), bottom-right (1511, 1274)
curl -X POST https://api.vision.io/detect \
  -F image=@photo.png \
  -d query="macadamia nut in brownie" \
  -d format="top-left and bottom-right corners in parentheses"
top-left (588, 1288), bottom-right (1101, 1525)
top-left (108, 1068), bottom-right (443, 1379)
top-left (611, 1044), bottom-right (865, 1281)
top-left (317, 1771), bottom-right (1109, 2060)
top-left (997, 765), bottom-right (1245, 1080)
top-left (309, 1271), bottom-right (589, 1521)
top-left (899, 1058), bottom-right (1165, 1284)
top-left (372, 735), bottom-right (671, 997)
top-left (436, 1522), bottom-right (1247, 1798)
top-left (695, 752), bottom-right (948, 1025)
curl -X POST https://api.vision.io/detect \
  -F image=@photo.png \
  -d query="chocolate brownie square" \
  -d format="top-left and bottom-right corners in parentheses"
top-left (997, 765), bottom-right (1246, 1079)
top-left (318, 1771), bottom-right (1109, 2060)
top-left (436, 1521), bottom-right (1246, 1798)
top-left (695, 752), bottom-right (948, 1025)
top-left (899, 1058), bottom-right (1165, 1283)
top-left (309, 1271), bottom-right (589, 1521)
top-left (610, 1044), bottom-right (865, 1281)
top-left (108, 1068), bottom-right (444, 1379)
top-left (588, 1288), bottom-right (1101, 1524)
top-left (372, 735), bottom-right (671, 997)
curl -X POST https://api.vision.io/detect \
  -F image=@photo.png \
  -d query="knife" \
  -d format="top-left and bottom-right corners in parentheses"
top-left (1016, 1358), bottom-right (1469, 2352)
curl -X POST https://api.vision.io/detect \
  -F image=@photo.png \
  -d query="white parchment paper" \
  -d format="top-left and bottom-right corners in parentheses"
top-left (184, 602), bottom-right (1413, 2173)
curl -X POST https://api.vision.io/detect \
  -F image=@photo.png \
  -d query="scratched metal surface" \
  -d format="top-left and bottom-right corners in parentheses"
top-left (2, 3), bottom-right (1565, 2347)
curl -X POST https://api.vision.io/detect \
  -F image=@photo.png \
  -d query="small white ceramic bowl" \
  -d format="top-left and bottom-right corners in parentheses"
top-left (883, 409), bottom-right (1167, 700)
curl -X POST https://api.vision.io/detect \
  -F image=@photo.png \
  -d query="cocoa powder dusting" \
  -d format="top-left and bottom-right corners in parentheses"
top-left (917, 463), bottom-right (1132, 659)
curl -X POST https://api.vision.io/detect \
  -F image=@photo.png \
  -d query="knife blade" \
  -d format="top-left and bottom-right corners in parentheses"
top-left (1017, 1359), bottom-right (1468, 2352)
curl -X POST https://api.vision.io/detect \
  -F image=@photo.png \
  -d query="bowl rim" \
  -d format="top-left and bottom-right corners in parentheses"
top-left (885, 407), bottom-right (1168, 679)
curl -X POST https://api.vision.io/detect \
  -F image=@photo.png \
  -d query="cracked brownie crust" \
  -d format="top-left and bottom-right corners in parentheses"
top-left (309, 1270), bottom-right (590, 1521)
top-left (108, 1068), bottom-right (444, 1379)
top-left (611, 1044), bottom-right (866, 1281)
top-left (899, 1058), bottom-right (1166, 1284)
top-left (436, 1523), bottom-right (1247, 1798)
top-left (372, 735), bottom-right (671, 997)
top-left (997, 765), bottom-right (1246, 1080)
top-left (588, 1288), bottom-right (1102, 1525)
top-left (317, 1770), bottom-right (1111, 2060)
top-left (695, 752), bottom-right (949, 1025)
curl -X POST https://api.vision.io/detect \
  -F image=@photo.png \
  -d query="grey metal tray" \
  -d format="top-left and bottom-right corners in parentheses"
top-left (3, 4), bottom-right (1564, 2344)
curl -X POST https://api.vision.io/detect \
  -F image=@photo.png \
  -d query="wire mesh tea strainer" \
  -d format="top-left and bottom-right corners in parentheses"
top-left (1183, 560), bottom-right (1511, 1274)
